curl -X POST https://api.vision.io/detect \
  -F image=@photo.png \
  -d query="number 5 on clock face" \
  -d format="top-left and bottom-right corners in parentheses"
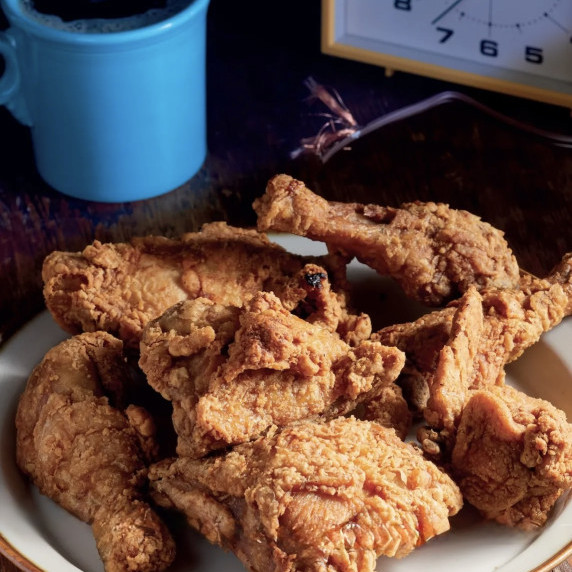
top-left (321, 0), bottom-right (572, 107)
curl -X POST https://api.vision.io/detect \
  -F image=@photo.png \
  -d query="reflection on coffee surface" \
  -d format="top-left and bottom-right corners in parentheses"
top-left (20, 0), bottom-right (189, 32)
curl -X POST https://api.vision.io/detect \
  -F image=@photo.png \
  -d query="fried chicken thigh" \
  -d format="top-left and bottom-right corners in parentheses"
top-left (15, 332), bottom-right (175, 572)
top-left (253, 174), bottom-right (520, 306)
top-left (139, 291), bottom-right (405, 458)
top-left (42, 222), bottom-right (364, 349)
top-left (451, 385), bottom-right (572, 529)
top-left (148, 417), bottom-right (463, 572)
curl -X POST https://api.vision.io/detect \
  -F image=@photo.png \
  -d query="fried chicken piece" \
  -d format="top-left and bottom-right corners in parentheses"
top-left (42, 221), bottom-right (367, 349)
top-left (253, 174), bottom-right (520, 306)
top-left (423, 287), bottom-right (485, 432)
top-left (407, 263), bottom-right (572, 530)
top-left (268, 261), bottom-right (372, 345)
top-left (425, 279), bottom-right (570, 432)
top-left (520, 253), bottom-right (572, 306)
top-left (148, 417), bottom-right (463, 572)
top-left (15, 332), bottom-right (175, 572)
top-left (359, 383), bottom-right (413, 440)
top-left (451, 385), bottom-right (572, 530)
top-left (373, 307), bottom-right (456, 416)
top-left (374, 252), bottom-right (572, 421)
top-left (139, 291), bottom-right (405, 458)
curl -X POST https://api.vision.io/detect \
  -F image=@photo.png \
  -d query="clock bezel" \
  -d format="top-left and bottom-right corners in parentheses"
top-left (321, 0), bottom-right (572, 108)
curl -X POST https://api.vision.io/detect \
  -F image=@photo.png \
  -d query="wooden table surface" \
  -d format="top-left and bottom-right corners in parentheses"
top-left (1, 1), bottom-right (571, 571)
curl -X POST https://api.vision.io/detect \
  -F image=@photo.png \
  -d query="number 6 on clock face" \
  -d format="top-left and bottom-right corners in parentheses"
top-left (321, 0), bottom-right (572, 107)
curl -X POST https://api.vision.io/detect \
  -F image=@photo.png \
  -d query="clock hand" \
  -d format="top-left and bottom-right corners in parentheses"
top-left (431, 0), bottom-right (466, 25)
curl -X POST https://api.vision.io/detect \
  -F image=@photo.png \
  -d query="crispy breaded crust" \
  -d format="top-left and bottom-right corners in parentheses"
top-left (15, 332), bottom-right (175, 572)
top-left (254, 174), bottom-right (520, 306)
top-left (149, 417), bottom-right (463, 572)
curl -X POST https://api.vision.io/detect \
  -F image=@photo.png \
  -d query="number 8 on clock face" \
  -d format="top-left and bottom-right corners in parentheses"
top-left (321, 0), bottom-right (572, 107)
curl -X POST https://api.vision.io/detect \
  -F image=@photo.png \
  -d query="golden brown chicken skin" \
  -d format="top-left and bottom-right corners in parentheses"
top-left (42, 222), bottom-right (363, 349)
top-left (254, 174), bottom-right (520, 306)
top-left (424, 278), bottom-right (570, 432)
top-left (139, 291), bottom-right (405, 458)
top-left (406, 275), bottom-right (572, 530)
top-left (148, 417), bottom-right (463, 572)
top-left (451, 385), bottom-right (572, 530)
top-left (373, 307), bottom-right (456, 417)
top-left (373, 252), bottom-right (572, 420)
top-left (15, 332), bottom-right (175, 572)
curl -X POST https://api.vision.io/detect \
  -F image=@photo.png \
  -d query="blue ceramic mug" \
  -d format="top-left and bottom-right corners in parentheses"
top-left (0, 0), bottom-right (209, 202)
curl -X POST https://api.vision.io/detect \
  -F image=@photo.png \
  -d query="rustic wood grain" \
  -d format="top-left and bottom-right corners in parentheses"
top-left (0, 561), bottom-right (21, 572)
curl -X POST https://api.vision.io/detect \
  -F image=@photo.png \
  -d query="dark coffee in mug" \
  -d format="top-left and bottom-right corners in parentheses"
top-left (19, 0), bottom-right (189, 32)
top-left (32, 0), bottom-right (167, 21)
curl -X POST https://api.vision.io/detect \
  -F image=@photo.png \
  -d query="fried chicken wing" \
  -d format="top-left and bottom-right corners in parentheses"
top-left (425, 278), bottom-right (570, 432)
top-left (374, 252), bottom-right (572, 421)
top-left (253, 174), bottom-right (520, 306)
top-left (42, 222), bottom-right (366, 349)
top-left (148, 417), bottom-right (463, 572)
top-left (15, 332), bottom-right (175, 572)
top-left (451, 385), bottom-right (572, 530)
top-left (520, 253), bottom-right (572, 307)
top-left (139, 291), bottom-right (405, 458)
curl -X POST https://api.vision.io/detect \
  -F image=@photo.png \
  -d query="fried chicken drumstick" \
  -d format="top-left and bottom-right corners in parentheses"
top-left (139, 291), bottom-right (405, 458)
top-left (253, 174), bottom-right (520, 306)
top-left (148, 417), bottom-right (463, 572)
top-left (42, 222), bottom-right (364, 349)
top-left (15, 332), bottom-right (175, 572)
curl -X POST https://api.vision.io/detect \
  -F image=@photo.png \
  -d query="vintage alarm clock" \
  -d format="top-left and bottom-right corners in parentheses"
top-left (322, 0), bottom-right (572, 108)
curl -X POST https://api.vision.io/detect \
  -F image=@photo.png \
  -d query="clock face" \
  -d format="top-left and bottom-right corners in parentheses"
top-left (324, 0), bottom-right (572, 106)
top-left (346, 0), bottom-right (572, 83)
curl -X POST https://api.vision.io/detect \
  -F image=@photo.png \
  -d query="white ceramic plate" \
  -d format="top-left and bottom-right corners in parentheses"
top-left (0, 234), bottom-right (571, 572)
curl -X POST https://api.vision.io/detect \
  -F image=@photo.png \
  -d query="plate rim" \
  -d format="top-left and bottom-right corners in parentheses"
top-left (0, 532), bottom-right (47, 572)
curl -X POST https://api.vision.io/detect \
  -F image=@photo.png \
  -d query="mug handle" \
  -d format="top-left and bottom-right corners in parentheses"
top-left (0, 30), bottom-right (32, 125)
